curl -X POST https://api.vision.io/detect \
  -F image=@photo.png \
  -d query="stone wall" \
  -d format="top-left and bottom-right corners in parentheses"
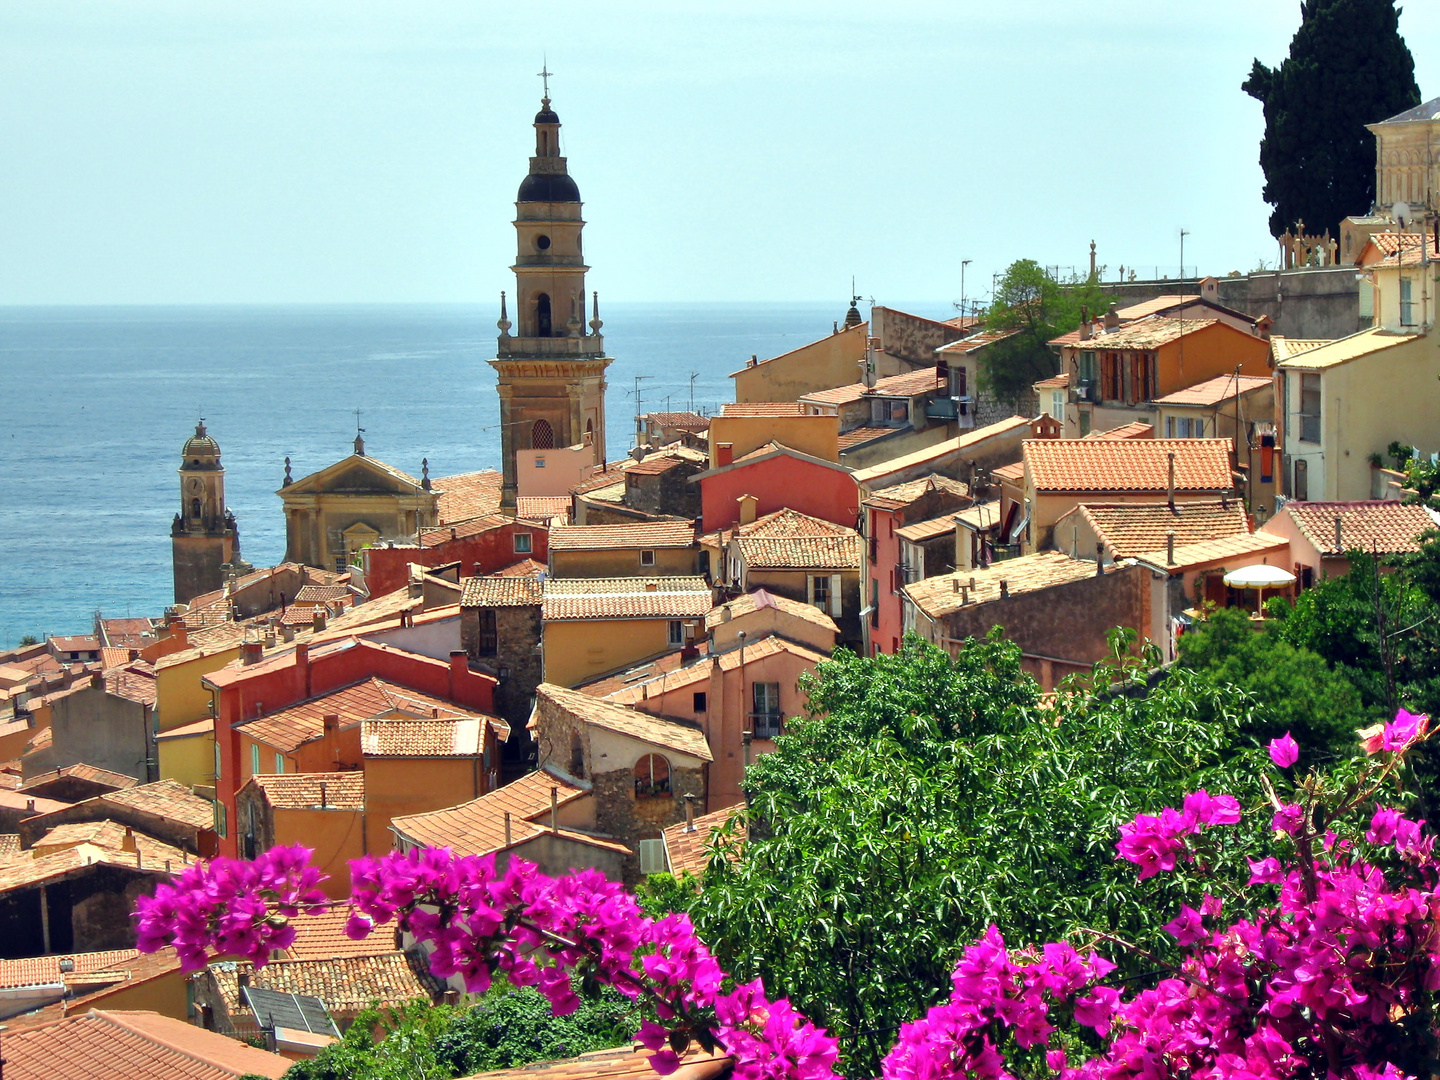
top-left (462, 603), bottom-right (542, 754)
top-left (590, 765), bottom-right (704, 849)
top-left (873, 307), bottom-right (967, 366)
top-left (626, 463), bottom-right (704, 519)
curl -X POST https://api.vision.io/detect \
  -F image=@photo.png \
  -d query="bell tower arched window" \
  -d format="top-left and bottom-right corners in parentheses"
top-left (191, 497), bottom-right (202, 520)
top-left (531, 419), bottom-right (554, 449)
top-left (536, 293), bottom-right (552, 337)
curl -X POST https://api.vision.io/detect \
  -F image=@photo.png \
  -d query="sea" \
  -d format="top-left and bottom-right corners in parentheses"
top-left (0, 301), bottom-right (953, 642)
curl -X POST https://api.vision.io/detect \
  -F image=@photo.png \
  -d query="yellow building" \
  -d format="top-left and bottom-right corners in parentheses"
top-left (541, 577), bottom-right (713, 688)
top-left (731, 316), bottom-right (871, 403)
top-left (151, 636), bottom-right (241, 793)
top-left (548, 521), bottom-right (697, 578)
top-left (708, 406), bottom-right (840, 464)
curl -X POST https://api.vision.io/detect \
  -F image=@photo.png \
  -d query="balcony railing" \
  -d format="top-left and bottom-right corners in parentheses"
top-left (496, 334), bottom-right (606, 359)
top-left (750, 711), bottom-right (783, 741)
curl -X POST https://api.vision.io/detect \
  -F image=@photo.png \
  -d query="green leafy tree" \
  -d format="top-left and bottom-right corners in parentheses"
top-left (687, 633), bottom-right (1275, 1076)
top-left (17, 635), bottom-right (38, 647)
top-left (282, 982), bottom-right (632, 1080)
top-left (980, 259), bottom-right (1110, 400)
top-left (1242, 0), bottom-right (1420, 239)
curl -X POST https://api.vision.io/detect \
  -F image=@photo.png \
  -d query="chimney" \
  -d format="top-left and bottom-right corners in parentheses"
top-left (644, 581), bottom-right (659, 592)
top-left (684, 793), bottom-right (696, 832)
top-left (237, 970), bottom-right (250, 990)
top-left (550, 786), bottom-right (558, 831)
top-left (295, 642), bottom-right (311, 696)
top-left (998, 579), bottom-right (1009, 599)
top-left (241, 640), bottom-right (263, 666)
top-left (319, 781), bottom-right (328, 808)
top-left (25, 798), bottom-right (35, 813)
top-left (1096, 548), bottom-right (1105, 576)
top-left (1104, 303), bottom-right (1120, 331)
top-left (1166, 530), bottom-right (1176, 566)
top-left (504, 811), bottom-right (513, 846)
top-left (322, 712), bottom-right (339, 738)
top-left (1167, 452), bottom-right (1176, 510)
top-left (951, 577), bottom-right (959, 593)
top-left (281, 624), bottom-right (295, 643)
top-left (738, 494), bottom-right (758, 525)
top-left (312, 611), bottom-right (327, 632)
top-left (716, 443), bottom-right (734, 467)
top-left (1334, 515), bottom-right (1344, 552)
top-left (121, 826), bottom-right (137, 853)
top-left (1080, 318), bottom-right (1092, 341)
top-left (448, 650), bottom-right (468, 698)
top-left (90, 671), bottom-right (103, 688)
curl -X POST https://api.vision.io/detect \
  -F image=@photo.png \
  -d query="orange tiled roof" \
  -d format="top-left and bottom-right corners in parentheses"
top-left (50, 636), bottom-right (100, 653)
top-left (98, 779), bottom-right (214, 831)
top-left (704, 588), bottom-right (839, 634)
top-left (550, 522), bottom-right (695, 551)
top-left (1061, 500), bottom-right (1250, 559)
top-left (461, 575), bottom-right (545, 608)
top-left (154, 716), bottom-right (214, 741)
top-left (933, 330), bottom-right (1017, 355)
top-left (496, 558), bottom-right (548, 577)
top-left (516, 496), bottom-right (572, 521)
top-left (601, 635), bottom-right (829, 706)
top-left (624, 454), bottom-right (689, 477)
top-left (100, 648), bottom-right (133, 670)
top-left (1, 1008), bottom-right (289, 1080)
top-left (280, 906), bottom-right (403, 961)
top-left (428, 470), bottom-right (501, 524)
top-left (719, 403), bottom-right (804, 416)
top-left (417, 514), bottom-right (510, 548)
top-left (0, 949), bottom-right (141, 991)
top-left (731, 508), bottom-right (860, 571)
top-left (1033, 373), bottom-right (1070, 390)
top-left (292, 585), bottom-right (352, 604)
top-left (1079, 317), bottom-right (1218, 351)
top-left (20, 764), bottom-right (138, 795)
top-left (0, 833), bottom-right (19, 861)
top-left (573, 642), bottom-right (712, 699)
top-left (246, 772), bottom-right (365, 811)
top-left (838, 426), bottom-right (896, 450)
top-left (538, 683), bottom-right (713, 761)
top-left (661, 805), bottom-right (747, 879)
top-left (991, 461), bottom-right (1026, 483)
top-left (1083, 422), bottom-right (1154, 440)
top-left (0, 839), bottom-right (191, 894)
top-left (105, 664), bottom-right (157, 707)
top-left (863, 474), bottom-right (970, 510)
top-left (1134, 532), bottom-right (1290, 572)
top-left (31, 820), bottom-right (190, 867)
top-left (894, 516), bottom-right (957, 543)
top-left (1152, 374), bottom-right (1271, 407)
top-left (390, 766), bottom-right (588, 852)
top-left (361, 716), bottom-right (503, 757)
top-left (571, 462), bottom-right (637, 496)
top-left (542, 578), bottom-right (714, 621)
top-left (1023, 438), bottom-right (1233, 493)
top-left (208, 952), bottom-right (442, 1019)
top-left (643, 411), bottom-right (710, 429)
top-left (1281, 500), bottom-right (1438, 556)
top-left (237, 676), bottom-right (496, 753)
top-left (905, 551), bottom-right (1117, 619)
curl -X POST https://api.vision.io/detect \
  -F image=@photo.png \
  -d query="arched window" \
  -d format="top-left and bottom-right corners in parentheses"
top-left (191, 497), bottom-right (202, 519)
top-left (634, 754), bottom-right (671, 798)
top-left (570, 733), bottom-right (585, 779)
top-left (585, 419), bottom-right (594, 447)
top-left (531, 419), bottom-right (554, 449)
top-left (536, 293), bottom-right (552, 337)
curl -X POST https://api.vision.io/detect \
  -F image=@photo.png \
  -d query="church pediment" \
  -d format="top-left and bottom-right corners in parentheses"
top-left (280, 454), bottom-right (430, 498)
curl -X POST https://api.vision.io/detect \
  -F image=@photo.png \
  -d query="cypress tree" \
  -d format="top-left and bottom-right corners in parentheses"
top-left (1243, 0), bottom-right (1421, 239)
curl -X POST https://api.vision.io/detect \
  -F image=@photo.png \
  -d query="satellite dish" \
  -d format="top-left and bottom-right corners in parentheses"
top-left (1394, 201), bottom-right (1412, 228)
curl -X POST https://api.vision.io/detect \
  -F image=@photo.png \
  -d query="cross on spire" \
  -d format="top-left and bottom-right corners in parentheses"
top-left (537, 60), bottom-right (552, 101)
top-left (354, 407), bottom-right (364, 435)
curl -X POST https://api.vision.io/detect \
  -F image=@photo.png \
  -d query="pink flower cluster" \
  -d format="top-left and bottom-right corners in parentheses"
top-left (1114, 788), bottom-right (1239, 879)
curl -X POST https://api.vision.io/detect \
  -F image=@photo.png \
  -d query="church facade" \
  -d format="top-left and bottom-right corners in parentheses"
top-left (491, 88), bottom-right (612, 513)
top-left (171, 421), bottom-right (240, 605)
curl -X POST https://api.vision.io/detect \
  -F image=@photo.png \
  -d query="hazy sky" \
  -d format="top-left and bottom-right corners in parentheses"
top-left (3, 1), bottom-right (1437, 307)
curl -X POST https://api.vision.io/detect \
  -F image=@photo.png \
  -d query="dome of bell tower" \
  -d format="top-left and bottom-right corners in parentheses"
top-left (181, 420), bottom-right (221, 466)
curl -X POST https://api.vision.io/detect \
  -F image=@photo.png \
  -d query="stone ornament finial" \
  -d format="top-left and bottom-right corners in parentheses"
top-left (589, 291), bottom-right (603, 334)
top-left (498, 291), bottom-right (512, 337)
top-left (421, 457), bottom-right (431, 491)
top-left (283, 456), bottom-right (292, 487)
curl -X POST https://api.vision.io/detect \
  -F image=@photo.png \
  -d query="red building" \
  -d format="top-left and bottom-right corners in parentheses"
top-left (363, 516), bottom-right (548, 600)
top-left (204, 637), bottom-right (498, 857)
top-left (694, 443), bottom-right (860, 533)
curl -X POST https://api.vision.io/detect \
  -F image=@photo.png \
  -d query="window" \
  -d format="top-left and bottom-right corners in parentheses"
top-left (1359, 279), bottom-right (1375, 327)
top-left (693, 691), bottom-right (707, 713)
top-left (536, 293), bottom-right (552, 337)
top-left (640, 549), bottom-right (656, 567)
top-left (752, 682), bottom-right (782, 740)
top-left (808, 573), bottom-right (841, 616)
top-left (889, 400), bottom-right (909, 423)
top-left (534, 457), bottom-right (546, 468)
top-left (1167, 416), bottom-right (1203, 438)
top-left (667, 620), bottom-right (684, 647)
top-left (274, 753), bottom-right (284, 774)
top-left (214, 801), bottom-right (227, 838)
top-left (634, 754), bottom-right (671, 797)
top-left (1299, 373), bottom-right (1321, 443)
top-left (949, 365), bottom-right (967, 399)
top-left (513, 532), bottom-right (532, 554)
top-left (570, 733), bottom-right (585, 778)
top-left (1400, 277), bottom-right (1416, 326)
top-left (250, 744), bottom-right (260, 776)
top-left (478, 609), bottom-right (498, 656)
top-left (871, 580), bottom-right (880, 626)
top-left (531, 419), bottom-right (554, 449)
top-left (1050, 390), bottom-right (1065, 420)
top-left (1078, 351), bottom-right (1097, 390)
top-left (1294, 458), bottom-right (1309, 500)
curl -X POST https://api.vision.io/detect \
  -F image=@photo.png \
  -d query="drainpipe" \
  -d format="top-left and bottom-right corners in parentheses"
top-left (39, 883), bottom-right (51, 954)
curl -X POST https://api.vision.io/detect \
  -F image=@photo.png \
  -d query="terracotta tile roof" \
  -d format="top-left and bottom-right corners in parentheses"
top-left (31, 820), bottom-right (190, 867)
top-left (1269, 336), bottom-right (1332, 363)
top-left (542, 578), bottom-right (714, 621)
top-left (105, 664), bottom-right (157, 707)
top-left (24, 727), bottom-right (52, 753)
top-left (550, 522), bottom-right (695, 551)
top-left (361, 715), bottom-right (504, 756)
top-left (643, 411), bottom-right (710, 430)
top-left (799, 369), bottom-right (944, 407)
top-left (1133, 532), bottom-right (1290, 572)
top-left (905, 551), bottom-right (1115, 619)
top-left (838, 426), bottom-right (898, 451)
top-left (497, 558), bottom-right (549, 577)
top-left (154, 716), bottom-right (214, 741)
top-left (461, 575), bottom-right (545, 608)
top-left (1280, 500), bottom-right (1439, 556)
top-left (719, 403), bottom-right (804, 416)
top-left (0, 788), bottom-right (67, 817)
top-left (458, 1045), bottom-right (730, 1080)
top-left (991, 461), bottom-right (1026, 483)
top-left (577, 481), bottom-right (628, 505)
top-left (98, 779), bottom-right (214, 831)
top-left (99, 617), bottom-right (155, 643)
top-left (1023, 438), bottom-right (1234, 492)
top-left (1275, 327), bottom-right (1423, 370)
top-left (417, 514), bottom-right (510, 548)
top-left (516, 496), bottom-right (571, 521)
top-left (538, 683), bottom-right (713, 761)
top-left (280, 906), bottom-right (403, 961)
top-left (51, 636), bottom-right (100, 653)
top-left (661, 805), bottom-right (746, 879)
top-left (0, 838), bottom-right (190, 894)
top-left (1084, 422), bottom-right (1154, 440)
top-left (100, 647), bottom-right (133, 669)
top-left (704, 588), bottom-right (839, 633)
top-left (208, 952), bottom-right (442, 1019)
top-left (1, 1008), bottom-right (290, 1080)
top-left (1368, 231), bottom-right (1440, 267)
top-left (184, 621), bottom-right (248, 651)
top-left (573, 643), bottom-right (711, 699)
top-left (933, 330), bottom-right (1017, 355)
top-left (293, 585), bottom-right (352, 604)
top-left (602, 635), bottom-right (829, 706)
top-left (0, 950), bottom-right (140, 991)
top-left (316, 591), bottom-right (423, 634)
top-left (390, 766), bottom-right (589, 852)
top-left (733, 509), bottom-right (861, 571)
top-left (571, 463), bottom-right (637, 496)
top-left (1152, 374), bottom-right (1271, 407)
top-left (0, 833), bottom-right (19, 861)
top-left (433, 470), bottom-right (503, 524)
top-left (153, 634), bottom-right (242, 671)
top-left (1080, 317), bottom-right (1218, 351)
top-left (863, 474), bottom-right (970, 510)
top-left (625, 454), bottom-right (688, 476)
top-left (850, 417), bottom-right (1032, 487)
top-left (20, 764), bottom-right (138, 795)
top-left (1060, 500), bottom-right (1250, 559)
top-left (1033, 373), bottom-right (1070, 390)
top-left (246, 772), bottom-right (365, 811)
top-left (238, 677), bottom-right (498, 754)
top-left (895, 516), bottom-right (958, 543)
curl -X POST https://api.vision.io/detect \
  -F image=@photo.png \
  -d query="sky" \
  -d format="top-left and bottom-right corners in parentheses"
top-left (3, 1), bottom-right (1438, 309)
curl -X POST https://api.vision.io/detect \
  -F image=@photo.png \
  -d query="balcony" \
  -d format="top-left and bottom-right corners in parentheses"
top-left (925, 396), bottom-right (975, 428)
top-left (496, 334), bottom-right (606, 359)
top-left (750, 711), bottom-right (784, 741)
top-left (1072, 380), bottom-right (1097, 403)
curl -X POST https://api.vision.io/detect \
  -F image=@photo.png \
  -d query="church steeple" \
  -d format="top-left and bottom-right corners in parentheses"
top-left (490, 76), bottom-right (613, 515)
top-left (171, 419), bottom-right (239, 605)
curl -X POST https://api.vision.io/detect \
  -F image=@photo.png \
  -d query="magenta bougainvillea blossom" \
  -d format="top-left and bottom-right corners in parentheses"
top-left (134, 708), bottom-right (1440, 1080)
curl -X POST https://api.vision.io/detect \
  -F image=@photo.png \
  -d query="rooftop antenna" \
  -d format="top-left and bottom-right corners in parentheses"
top-left (1179, 227), bottom-right (1190, 280)
top-left (627, 374), bottom-right (653, 438)
top-left (689, 372), bottom-right (699, 414)
top-left (960, 259), bottom-right (973, 319)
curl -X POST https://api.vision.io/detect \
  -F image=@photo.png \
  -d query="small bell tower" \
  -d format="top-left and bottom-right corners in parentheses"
top-left (490, 69), bottom-right (612, 514)
top-left (171, 419), bottom-right (239, 604)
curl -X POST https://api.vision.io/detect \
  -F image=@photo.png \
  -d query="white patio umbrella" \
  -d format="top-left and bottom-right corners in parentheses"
top-left (1223, 564), bottom-right (1297, 618)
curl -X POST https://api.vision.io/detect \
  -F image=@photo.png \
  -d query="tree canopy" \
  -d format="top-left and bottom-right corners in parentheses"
top-left (980, 260), bottom-right (1108, 400)
top-left (1242, 0), bottom-right (1419, 239)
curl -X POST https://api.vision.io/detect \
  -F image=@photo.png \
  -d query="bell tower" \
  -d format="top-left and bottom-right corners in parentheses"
top-left (171, 420), bottom-right (239, 604)
top-left (491, 74), bottom-right (612, 514)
